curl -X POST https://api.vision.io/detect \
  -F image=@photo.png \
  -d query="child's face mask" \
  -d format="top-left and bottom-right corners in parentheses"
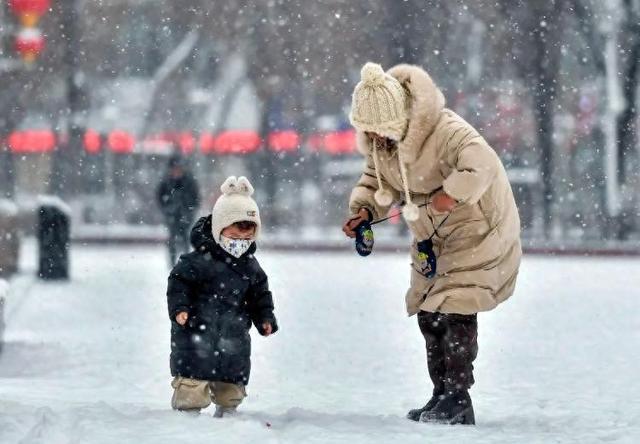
top-left (219, 235), bottom-right (253, 258)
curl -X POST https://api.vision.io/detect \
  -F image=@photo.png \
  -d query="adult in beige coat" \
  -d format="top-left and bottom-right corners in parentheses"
top-left (342, 63), bottom-right (521, 425)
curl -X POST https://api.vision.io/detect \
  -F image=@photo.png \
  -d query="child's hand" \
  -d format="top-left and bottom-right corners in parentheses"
top-left (175, 311), bottom-right (189, 326)
top-left (262, 322), bottom-right (273, 336)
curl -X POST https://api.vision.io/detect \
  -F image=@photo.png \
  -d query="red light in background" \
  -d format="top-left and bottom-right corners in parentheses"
top-left (268, 130), bottom-right (300, 153)
top-left (84, 130), bottom-right (101, 154)
top-left (108, 130), bottom-right (135, 153)
top-left (213, 130), bottom-right (261, 155)
top-left (7, 130), bottom-right (55, 153)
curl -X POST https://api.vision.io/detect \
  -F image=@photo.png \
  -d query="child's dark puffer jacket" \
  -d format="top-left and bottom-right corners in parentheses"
top-left (167, 215), bottom-right (278, 384)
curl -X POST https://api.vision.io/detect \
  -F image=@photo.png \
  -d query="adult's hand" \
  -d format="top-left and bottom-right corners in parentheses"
top-left (342, 208), bottom-right (371, 238)
top-left (431, 191), bottom-right (457, 213)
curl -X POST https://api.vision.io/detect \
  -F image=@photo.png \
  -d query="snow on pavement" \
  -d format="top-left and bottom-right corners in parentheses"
top-left (1, 243), bottom-right (639, 443)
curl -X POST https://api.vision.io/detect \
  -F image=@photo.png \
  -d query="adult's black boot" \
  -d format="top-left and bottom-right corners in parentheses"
top-left (420, 390), bottom-right (475, 425)
top-left (406, 393), bottom-right (443, 421)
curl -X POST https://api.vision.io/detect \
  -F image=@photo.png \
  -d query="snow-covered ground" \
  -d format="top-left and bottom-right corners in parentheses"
top-left (1, 242), bottom-right (639, 443)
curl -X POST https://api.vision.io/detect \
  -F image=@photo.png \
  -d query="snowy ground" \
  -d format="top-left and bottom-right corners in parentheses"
top-left (1, 242), bottom-right (639, 444)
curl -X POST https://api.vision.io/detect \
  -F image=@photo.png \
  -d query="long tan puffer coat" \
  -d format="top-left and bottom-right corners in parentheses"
top-left (349, 64), bottom-right (522, 315)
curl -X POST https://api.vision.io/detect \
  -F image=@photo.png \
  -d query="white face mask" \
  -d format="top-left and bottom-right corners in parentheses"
top-left (219, 235), bottom-right (253, 258)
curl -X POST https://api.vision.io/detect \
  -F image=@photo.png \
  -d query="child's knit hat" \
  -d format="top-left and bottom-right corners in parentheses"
top-left (211, 176), bottom-right (261, 243)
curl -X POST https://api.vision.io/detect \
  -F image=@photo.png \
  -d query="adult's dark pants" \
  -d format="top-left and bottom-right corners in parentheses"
top-left (418, 311), bottom-right (478, 396)
top-left (166, 218), bottom-right (192, 266)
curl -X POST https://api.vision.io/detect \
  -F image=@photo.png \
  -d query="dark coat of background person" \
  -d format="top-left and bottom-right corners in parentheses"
top-left (156, 156), bottom-right (201, 264)
top-left (166, 215), bottom-right (278, 384)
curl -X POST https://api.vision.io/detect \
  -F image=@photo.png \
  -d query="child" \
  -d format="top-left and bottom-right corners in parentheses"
top-left (166, 176), bottom-right (278, 417)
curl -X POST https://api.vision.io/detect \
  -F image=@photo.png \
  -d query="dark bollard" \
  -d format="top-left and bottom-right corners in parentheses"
top-left (38, 198), bottom-right (71, 280)
top-left (0, 199), bottom-right (20, 278)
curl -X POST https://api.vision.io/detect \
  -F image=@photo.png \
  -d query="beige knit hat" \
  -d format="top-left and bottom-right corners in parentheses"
top-left (349, 62), bottom-right (408, 141)
top-left (211, 176), bottom-right (261, 243)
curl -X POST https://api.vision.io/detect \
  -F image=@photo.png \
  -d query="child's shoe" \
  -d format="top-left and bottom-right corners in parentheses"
top-left (213, 406), bottom-right (238, 418)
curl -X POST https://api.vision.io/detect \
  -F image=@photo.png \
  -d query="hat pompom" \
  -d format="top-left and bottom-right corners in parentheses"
top-left (374, 188), bottom-right (394, 207)
top-left (220, 176), bottom-right (254, 197)
top-left (402, 202), bottom-right (420, 222)
top-left (361, 62), bottom-right (386, 86)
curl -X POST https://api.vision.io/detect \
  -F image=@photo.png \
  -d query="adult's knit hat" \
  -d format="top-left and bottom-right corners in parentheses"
top-left (211, 176), bottom-right (261, 243)
top-left (350, 62), bottom-right (421, 222)
top-left (349, 62), bottom-right (409, 141)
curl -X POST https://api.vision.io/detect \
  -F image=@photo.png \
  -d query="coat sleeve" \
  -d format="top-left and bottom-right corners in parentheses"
top-left (166, 256), bottom-right (197, 320)
top-left (246, 266), bottom-right (278, 336)
top-left (441, 127), bottom-right (498, 205)
top-left (348, 152), bottom-right (401, 219)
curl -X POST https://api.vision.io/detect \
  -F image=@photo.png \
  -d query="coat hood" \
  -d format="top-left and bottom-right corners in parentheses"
top-left (356, 64), bottom-right (446, 164)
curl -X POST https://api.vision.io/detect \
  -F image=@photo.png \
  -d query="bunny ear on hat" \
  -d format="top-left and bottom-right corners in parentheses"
top-left (220, 176), bottom-right (238, 194)
top-left (220, 175), bottom-right (254, 197)
top-left (236, 176), bottom-right (255, 196)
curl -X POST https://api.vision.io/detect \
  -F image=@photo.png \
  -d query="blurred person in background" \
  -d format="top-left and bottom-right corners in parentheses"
top-left (156, 153), bottom-right (201, 265)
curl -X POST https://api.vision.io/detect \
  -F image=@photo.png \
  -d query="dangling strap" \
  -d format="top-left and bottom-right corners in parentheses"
top-left (397, 154), bottom-right (414, 208)
top-left (370, 202), bottom-right (451, 229)
top-left (428, 213), bottom-right (451, 240)
top-left (371, 139), bottom-right (385, 193)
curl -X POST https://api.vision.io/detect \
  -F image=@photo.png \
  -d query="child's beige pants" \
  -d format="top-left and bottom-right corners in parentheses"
top-left (171, 377), bottom-right (246, 411)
